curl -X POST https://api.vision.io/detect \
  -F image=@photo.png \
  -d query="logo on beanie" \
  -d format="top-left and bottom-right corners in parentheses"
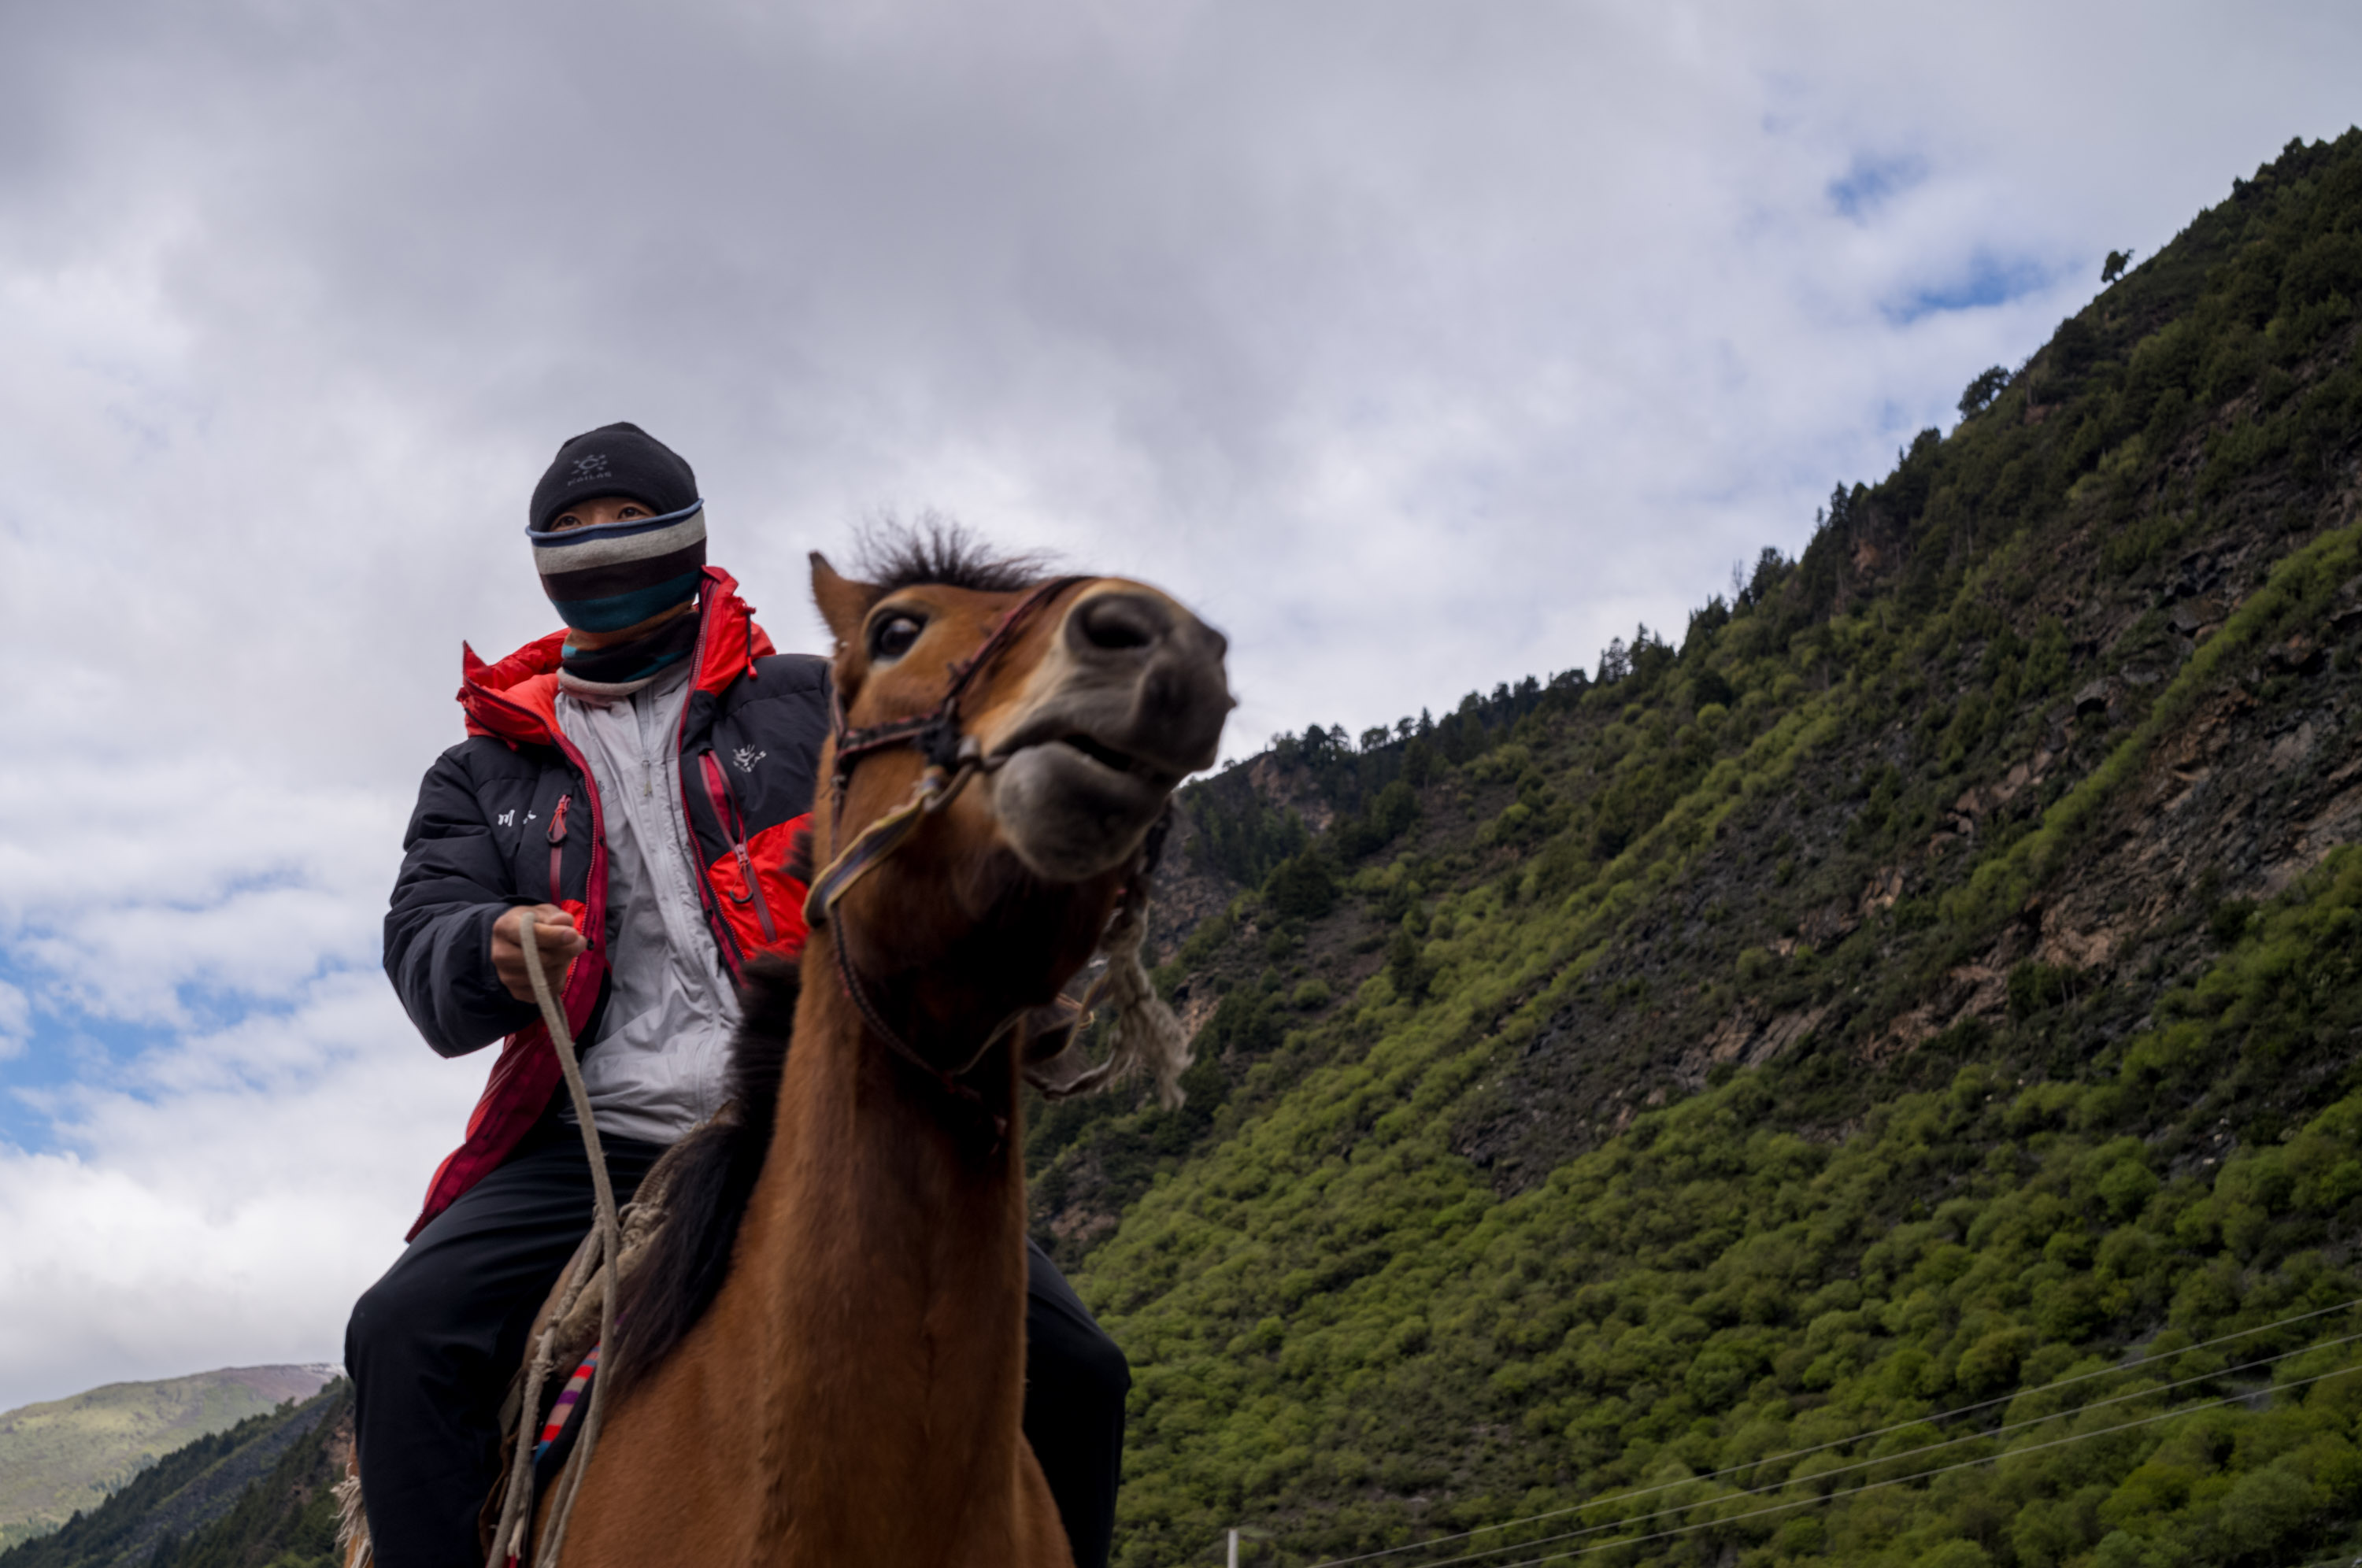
top-left (531, 422), bottom-right (697, 533)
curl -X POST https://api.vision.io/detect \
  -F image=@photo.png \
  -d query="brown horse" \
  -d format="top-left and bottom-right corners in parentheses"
top-left (457, 538), bottom-right (1230, 1566)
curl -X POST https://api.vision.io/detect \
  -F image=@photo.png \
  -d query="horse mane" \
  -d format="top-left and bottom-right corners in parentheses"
top-left (605, 951), bottom-right (800, 1403)
top-left (856, 515), bottom-right (1054, 595)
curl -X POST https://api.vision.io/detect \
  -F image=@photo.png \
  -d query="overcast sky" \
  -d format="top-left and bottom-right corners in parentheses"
top-left (0, 0), bottom-right (2355, 1412)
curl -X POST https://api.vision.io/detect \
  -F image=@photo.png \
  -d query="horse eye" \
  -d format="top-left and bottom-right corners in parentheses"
top-left (870, 614), bottom-right (924, 661)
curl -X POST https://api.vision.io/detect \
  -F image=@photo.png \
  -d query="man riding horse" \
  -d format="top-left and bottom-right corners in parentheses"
top-left (346, 424), bottom-right (1131, 1568)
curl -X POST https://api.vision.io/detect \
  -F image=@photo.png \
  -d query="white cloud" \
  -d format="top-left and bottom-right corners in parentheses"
top-left (0, 973), bottom-right (480, 1407)
top-left (2, 0), bottom-right (2358, 1407)
top-left (0, 983), bottom-right (28, 1063)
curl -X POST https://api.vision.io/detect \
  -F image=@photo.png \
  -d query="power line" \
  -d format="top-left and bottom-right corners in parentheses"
top-left (1475, 1360), bottom-right (2359, 1568)
top-left (1408, 1359), bottom-right (2362, 1568)
top-left (1296, 1293), bottom-right (2362, 1568)
top-left (1326, 1336), bottom-right (2356, 1568)
top-left (1375, 1326), bottom-right (2362, 1568)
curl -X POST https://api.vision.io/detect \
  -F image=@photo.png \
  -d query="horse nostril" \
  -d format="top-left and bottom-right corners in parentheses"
top-left (1072, 594), bottom-right (1168, 654)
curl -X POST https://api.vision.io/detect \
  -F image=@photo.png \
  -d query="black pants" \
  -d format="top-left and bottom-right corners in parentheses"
top-left (346, 1124), bottom-right (1128, 1568)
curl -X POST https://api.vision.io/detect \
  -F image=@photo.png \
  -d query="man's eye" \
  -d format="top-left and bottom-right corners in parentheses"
top-left (871, 614), bottom-right (924, 660)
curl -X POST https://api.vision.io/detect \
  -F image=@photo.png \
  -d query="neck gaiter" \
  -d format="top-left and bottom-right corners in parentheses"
top-left (527, 501), bottom-right (708, 699)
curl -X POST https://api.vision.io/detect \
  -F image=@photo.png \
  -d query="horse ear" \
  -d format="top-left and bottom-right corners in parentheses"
top-left (809, 553), bottom-right (884, 648)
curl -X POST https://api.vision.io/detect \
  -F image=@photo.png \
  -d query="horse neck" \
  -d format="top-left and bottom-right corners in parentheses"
top-left (732, 939), bottom-right (1032, 1555)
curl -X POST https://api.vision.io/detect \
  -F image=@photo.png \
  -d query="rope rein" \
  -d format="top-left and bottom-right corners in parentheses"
top-left (485, 917), bottom-right (620, 1568)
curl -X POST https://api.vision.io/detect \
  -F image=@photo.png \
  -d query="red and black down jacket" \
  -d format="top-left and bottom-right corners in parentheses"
top-left (383, 567), bottom-right (827, 1237)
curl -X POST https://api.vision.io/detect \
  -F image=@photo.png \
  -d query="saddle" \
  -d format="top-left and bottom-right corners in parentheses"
top-left (476, 1140), bottom-right (690, 1556)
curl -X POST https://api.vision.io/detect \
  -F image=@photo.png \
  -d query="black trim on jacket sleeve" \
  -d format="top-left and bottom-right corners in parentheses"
top-left (385, 745), bottom-right (542, 1057)
top-left (715, 654), bottom-right (829, 825)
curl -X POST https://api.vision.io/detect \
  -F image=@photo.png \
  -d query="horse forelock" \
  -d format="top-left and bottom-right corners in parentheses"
top-left (852, 516), bottom-right (1057, 597)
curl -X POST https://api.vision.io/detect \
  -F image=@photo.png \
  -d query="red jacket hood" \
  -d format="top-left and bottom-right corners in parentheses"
top-left (458, 565), bottom-right (778, 744)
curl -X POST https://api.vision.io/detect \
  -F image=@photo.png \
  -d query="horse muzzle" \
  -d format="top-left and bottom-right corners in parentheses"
top-left (987, 586), bottom-right (1234, 882)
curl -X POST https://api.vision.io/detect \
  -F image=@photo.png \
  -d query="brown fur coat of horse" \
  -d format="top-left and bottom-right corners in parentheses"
top-left (351, 538), bottom-right (1230, 1568)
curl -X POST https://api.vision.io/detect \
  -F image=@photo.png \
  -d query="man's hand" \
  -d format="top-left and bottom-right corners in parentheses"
top-left (492, 904), bottom-right (586, 1003)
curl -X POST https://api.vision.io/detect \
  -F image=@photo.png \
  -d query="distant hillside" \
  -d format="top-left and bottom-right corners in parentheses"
top-left (0, 1384), bottom-right (347, 1568)
top-left (0, 1367), bottom-right (337, 1549)
top-left (1022, 130), bottom-right (2362, 1566)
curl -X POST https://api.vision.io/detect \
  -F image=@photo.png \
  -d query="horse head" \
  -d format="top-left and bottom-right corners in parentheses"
top-left (805, 538), bottom-right (1232, 1087)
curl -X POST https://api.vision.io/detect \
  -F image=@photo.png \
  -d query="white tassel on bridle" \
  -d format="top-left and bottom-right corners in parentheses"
top-left (1032, 876), bottom-right (1192, 1111)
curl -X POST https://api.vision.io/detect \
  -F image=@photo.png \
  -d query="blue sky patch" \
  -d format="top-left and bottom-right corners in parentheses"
top-left (1888, 251), bottom-right (2058, 324)
top-left (1829, 153), bottom-right (1928, 220)
top-left (0, 1010), bottom-right (176, 1154)
top-left (0, 951), bottom-right (368, 1156)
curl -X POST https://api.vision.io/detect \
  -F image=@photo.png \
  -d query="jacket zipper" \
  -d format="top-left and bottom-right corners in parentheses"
top-left (698, 751), bottom-right (779, 944)
top-left (665, 579), bottom-right (762, 976)
top-left (546, 792), bottom-right (571, 901)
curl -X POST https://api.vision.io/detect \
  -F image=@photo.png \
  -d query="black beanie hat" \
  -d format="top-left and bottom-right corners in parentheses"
top-left (529, 422), bottom-right (699, 531)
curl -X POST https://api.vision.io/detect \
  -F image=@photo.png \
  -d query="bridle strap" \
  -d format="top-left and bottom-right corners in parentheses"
top-left (805, 573), bottom-right (1093, 1134)
top-left (801, 739), bottom-right (982, 933)
top-left (827, 574), bottom-right (1090, 812)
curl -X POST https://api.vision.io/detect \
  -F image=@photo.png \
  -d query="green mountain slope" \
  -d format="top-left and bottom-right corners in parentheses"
top-left (139, 1386), bottom-right (349, 1568)
top-left (0, 1368), bottom-right (337, 1550)
top-left (1031, 131), bottom-right (2362, 1567)
top-left (0, 1384), bottom-right (346, 1568)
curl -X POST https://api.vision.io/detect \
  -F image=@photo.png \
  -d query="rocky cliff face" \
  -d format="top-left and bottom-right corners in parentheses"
top-left (1455, 514), bottom-right (2362, 1187)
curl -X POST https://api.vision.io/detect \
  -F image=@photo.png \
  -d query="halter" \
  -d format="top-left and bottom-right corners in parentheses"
top-left (801, 575), bottom-right (1090, 1132)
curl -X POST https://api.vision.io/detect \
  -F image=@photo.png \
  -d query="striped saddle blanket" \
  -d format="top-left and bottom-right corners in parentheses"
top-left (533, 1344), bottom-right (599, 1482)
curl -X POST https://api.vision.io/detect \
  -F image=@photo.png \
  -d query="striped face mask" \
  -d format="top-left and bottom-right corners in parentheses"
top-left (528, 501), bottom-right (709, 697)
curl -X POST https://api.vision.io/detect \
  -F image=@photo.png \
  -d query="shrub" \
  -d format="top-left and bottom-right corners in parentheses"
top-left (1264, 852), bottom-right (1337, 921)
